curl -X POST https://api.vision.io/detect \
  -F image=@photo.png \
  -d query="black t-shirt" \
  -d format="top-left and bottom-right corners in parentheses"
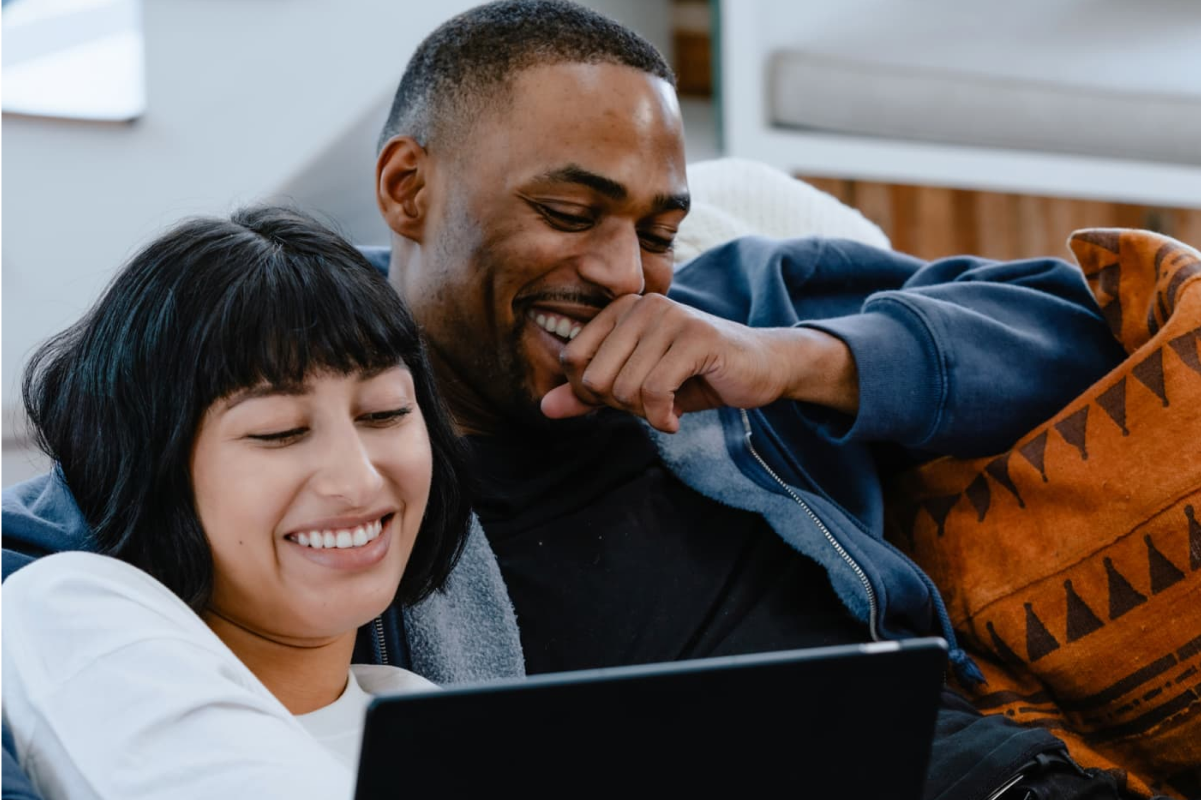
top-left (468, 410), bottom-right (865, 675)
top-left (468, 411), bottom-right (1116, 799)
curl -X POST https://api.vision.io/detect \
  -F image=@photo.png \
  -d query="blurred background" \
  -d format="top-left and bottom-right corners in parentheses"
top-left (3, 0), bottom-right (1200, 486)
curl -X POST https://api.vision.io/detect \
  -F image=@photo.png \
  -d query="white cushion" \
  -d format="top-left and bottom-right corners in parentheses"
top-left (675, 158), bottom-right (890, 266)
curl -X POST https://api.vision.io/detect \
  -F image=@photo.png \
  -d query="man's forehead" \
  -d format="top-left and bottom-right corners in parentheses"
top-left (480, 63), bottom-right (687, 197)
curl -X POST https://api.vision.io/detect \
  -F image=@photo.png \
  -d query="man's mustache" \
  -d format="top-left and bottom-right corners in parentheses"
top-left (514, 288), bottom-right (613, 311)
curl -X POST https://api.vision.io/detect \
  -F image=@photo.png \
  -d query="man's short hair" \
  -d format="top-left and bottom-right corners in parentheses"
top-left (377, 0), bottom-right (676, 154)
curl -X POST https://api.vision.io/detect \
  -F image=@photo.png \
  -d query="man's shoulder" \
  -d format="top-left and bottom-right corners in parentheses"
top-left (2, 471), bottom-right (93, 580)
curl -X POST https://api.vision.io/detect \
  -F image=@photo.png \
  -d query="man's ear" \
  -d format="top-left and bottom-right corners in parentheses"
top-left (376, 136), bottom-right (429, 242)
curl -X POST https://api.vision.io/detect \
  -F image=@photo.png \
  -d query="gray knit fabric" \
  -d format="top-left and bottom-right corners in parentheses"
top-left (403, 516), bottom-right (525, 684)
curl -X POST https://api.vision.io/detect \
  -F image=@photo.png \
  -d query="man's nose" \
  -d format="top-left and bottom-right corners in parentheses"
top-left (577, 224), bottom-right (645, 297)
top-left (310, 426), bottom-right (385, 507)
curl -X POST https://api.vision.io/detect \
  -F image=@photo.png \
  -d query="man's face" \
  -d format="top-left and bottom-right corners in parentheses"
top-left (397, 62), bottom-right (689, 432)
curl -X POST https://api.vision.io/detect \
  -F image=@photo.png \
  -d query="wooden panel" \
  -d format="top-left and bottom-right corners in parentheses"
top-left (796, 175), bottom-right (1201, 262)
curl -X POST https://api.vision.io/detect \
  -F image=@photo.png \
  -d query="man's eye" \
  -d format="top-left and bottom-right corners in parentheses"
top-left (360, 407), bottom-right (412, 426)
top-left (537, 205), bottom-right (593, 231)
top-left (639, 232), bottom-right (676, 254)
top-left (247, 427), bottom-right (307, 444)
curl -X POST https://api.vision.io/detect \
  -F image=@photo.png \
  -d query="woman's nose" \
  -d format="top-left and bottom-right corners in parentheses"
top-left (310, 427), bottom-right (384, 506)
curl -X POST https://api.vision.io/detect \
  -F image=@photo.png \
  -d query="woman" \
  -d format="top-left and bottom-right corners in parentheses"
top-left (2, 206), bottom-right (472, 800)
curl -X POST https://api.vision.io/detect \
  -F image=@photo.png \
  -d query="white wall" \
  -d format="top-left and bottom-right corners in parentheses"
top-left (2, 0), bottom-right (471, 407)
top-left (0, 0), bottom-right (673, 486)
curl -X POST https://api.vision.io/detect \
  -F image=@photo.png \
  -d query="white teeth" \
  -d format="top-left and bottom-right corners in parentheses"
top-left (291, 518), bottom-right (387, 550)
top-left (529, 310), bottom-right (583, 341)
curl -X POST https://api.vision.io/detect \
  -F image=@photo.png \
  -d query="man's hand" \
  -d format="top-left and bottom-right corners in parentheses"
top-left (540, 294), bottom-right (860, 432)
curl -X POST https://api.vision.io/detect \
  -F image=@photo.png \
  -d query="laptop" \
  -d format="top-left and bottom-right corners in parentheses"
top-left (355, 637), bottom-right (947, 799)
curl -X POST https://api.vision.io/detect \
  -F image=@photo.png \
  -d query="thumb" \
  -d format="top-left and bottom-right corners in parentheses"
top-left (540, 383), bottom-right (600, 419)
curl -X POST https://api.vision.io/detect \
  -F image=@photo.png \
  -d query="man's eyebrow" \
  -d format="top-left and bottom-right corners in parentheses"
top-left (533, 164), bottom-right (691, 214)
top-left (652, 191), bottom-right (691, 215)
top-left (536, 165), bottom-right (628, 201)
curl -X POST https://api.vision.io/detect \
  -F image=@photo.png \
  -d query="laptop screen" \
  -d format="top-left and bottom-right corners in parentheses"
top-left (354, 638), bottom-right (947, 799)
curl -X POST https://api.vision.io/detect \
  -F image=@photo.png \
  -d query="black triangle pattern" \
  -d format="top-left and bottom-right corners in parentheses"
top-left (1188, 505), bottom-right (1201, 571)
top-left (1091, 261), bottom-right (1121, 300)
top-left (1064, 579), bottom-right (1104, 642)
top-left (987, 620), bottom-right (1024, 665)
top-left (1018, 431), bottom-right (1049, 482)
top-left (965, 474), bottom-right (990, 522)
top-left (1077, 230), bottom-right (1122, 254)
top-left (1131, 349), bottom-right (1169, 407)
top-left (922, 495), bottom-right (961, 537)
top-left (1096, 377), bottom-right (1129, 436)
top-left (984, 453), bottom-right (1025, 508)
top-left (1168, 329), bottom-right (1201, 376)
top-left (1145, 534), bottom-right (1185, 594)
top-left (1100, 295), bottom-right (1123, 338)
top-left (1165, 257), bottom-right (1201, 311)
top-left (1055, 407), bottom-right (1090, 461)
top-left (1105, 557), bottom-right (1147, 619)
top-left (1024, 602), bottom-right (1060, 661)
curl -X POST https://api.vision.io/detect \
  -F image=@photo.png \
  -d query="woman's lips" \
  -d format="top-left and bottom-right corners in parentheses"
top-left (284, 514), bottom-right (395, 570)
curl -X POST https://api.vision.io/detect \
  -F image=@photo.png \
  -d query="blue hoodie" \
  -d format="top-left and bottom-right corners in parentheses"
top-left (2, 236), bottom-right (1125, 797)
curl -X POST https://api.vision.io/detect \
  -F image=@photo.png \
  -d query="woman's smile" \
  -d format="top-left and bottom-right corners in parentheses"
top-left (283, 513), bottom-right (397, 571)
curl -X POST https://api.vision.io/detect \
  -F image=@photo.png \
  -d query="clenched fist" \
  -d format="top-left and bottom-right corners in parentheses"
top-left (540, 293), bottom-right (860, 432)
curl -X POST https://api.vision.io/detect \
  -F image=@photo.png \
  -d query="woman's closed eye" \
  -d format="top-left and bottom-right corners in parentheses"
top-left (246, 427), bottom-right (307, 445)
top-left (358, 407), bottom-right (412, 427)
top-left (242, 406), bottom-right (412, 445)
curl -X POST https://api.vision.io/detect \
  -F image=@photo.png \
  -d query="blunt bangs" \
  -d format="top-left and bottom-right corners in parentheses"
top-left (190, 237), bottom-right (418, 410)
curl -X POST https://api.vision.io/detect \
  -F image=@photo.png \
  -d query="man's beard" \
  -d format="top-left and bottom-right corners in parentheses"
top-left (483, 321), bottom-right (610, 435)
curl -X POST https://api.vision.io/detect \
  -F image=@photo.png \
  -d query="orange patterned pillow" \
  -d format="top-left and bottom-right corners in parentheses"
top-left (886, 229), bottom-right (1201, 799)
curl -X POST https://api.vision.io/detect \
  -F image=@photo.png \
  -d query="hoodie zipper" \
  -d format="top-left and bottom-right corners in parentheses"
top-left (372, 615), bottom-right (389, 666)
top-left (740, 410), bottom-right (880, 641)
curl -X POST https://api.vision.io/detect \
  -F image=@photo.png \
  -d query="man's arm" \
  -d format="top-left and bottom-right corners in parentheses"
top-left (544, 236), bottom-right (1125, 455)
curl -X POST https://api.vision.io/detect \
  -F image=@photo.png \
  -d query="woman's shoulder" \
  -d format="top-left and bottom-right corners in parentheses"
top-left (350, 663), bottom-right (438, 696)
top-left (3, 552), bottom-right (217, 683)
top-left (4, 551), bottom-right (193, 619)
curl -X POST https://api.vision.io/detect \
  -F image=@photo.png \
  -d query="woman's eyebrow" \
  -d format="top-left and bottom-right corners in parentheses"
top-left (223, 383), bottom-right (308, 410)
top-left (357, 363), bottom-right (411, 383)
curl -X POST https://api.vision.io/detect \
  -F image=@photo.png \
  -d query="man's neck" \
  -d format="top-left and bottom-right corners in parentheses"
top-left (203, 611), bottom-right (357, 715)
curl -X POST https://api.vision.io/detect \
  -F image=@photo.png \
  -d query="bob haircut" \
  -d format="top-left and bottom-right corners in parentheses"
top-left (22, 205), bottom-right (471, 611)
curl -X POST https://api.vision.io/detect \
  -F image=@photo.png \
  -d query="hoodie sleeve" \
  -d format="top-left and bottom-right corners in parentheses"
top-left (796, 239), bottom-right (1127, 456)
top-left (2, 553), bottom-right (355, 800)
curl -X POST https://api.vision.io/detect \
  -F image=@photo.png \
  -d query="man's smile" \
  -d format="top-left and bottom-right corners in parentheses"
top-left (527, 309), bottom-right (584, 341)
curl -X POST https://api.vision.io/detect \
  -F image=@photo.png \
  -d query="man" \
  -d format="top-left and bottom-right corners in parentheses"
top-left (2, 1), bottom-right (1138, 798)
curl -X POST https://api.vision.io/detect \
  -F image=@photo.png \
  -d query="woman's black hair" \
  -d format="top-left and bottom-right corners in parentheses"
top-left (22, 205), bottom-right (471, 611)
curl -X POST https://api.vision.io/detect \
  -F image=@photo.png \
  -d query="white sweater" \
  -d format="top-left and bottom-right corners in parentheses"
top-left (2, 552), bottom-right (433, 800)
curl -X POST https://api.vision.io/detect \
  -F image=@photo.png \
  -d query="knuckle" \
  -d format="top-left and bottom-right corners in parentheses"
top-left (641, 384), bottom-right (674, 403)
top-left (612, 385), bottom-right (638, 409)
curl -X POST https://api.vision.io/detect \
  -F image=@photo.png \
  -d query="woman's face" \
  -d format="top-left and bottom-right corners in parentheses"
top-left (190, 365), bottom-right (432, 646)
